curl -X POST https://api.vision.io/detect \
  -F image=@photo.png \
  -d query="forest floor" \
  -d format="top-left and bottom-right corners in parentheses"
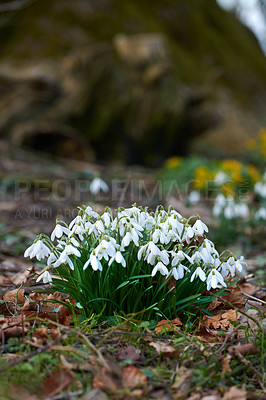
top-left (0, 140), bottom-right (265, 400)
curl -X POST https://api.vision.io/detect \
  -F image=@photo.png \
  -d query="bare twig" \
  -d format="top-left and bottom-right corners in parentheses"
top-left (242, 292), bottom-right (266, 305)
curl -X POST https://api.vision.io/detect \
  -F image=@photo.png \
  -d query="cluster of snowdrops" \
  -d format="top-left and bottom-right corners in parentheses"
top-left (24, 205), bottom-right (244, 319)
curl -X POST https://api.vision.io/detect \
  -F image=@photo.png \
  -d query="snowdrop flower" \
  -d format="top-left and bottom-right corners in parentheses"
top-left (151, 261), bottom-right (169, 277)
top-left (36, 270), bottom-right (52, 284)
top-left (95, 238), bottom-right (117, 260)
top-left (108, 249), bottom-right (126, 267)
top-left (90, 177), bottom-right (109, 195)
top-left (192, 219), bottom-right (208, 235)
top-left (85, 205), bottom-right (99, 218)
top-left (187, 191), bottom-right (200, 205)
top-left (63, 244), bottom-right (81, 257)
top-left (83, 252), bottom-right (102, 271)
top-left (255, 207), bottom-right (266, 220)
top-left (171, 250), bottom-right (192, 266)
top-left (214, 171), bottom-right (228, 185)
top-left (171, 263), bottom-right (189, 280)
top-left (254, 182), bottom-right (266, 198)
top-left (206, 269), bottom-right (226, 290)
top-left (190, 250), bottom-right (207, 264)
top-left (184, 225), bottom-right (195, 243)
top-left (190, 266), bottom-right (206, 282)
top-left (121, 231), bottom-right (139, 248)
top-left (24, 239), bottom-right (51, 260)
top-left (51, 224), bottom-right (70, 241)
top-left (47, 252), bottom-right (57, 266)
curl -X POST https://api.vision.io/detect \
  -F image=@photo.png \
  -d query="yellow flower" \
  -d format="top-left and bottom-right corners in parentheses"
top-left (246, 165), bottom-right (260, 183)
top-left (221, 183), bottom-right (235, 197)
top-left (165, 156), bottom-right (181, 169)
top-left (194, 166), bottom-right (213, 189)
top-left (221, 160), bottom-right (242, 183)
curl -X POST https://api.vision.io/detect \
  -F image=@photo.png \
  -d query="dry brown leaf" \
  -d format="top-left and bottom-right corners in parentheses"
top-left (81, 389), bottom-right (108, 400)
top-left (149, 341), bottom-right (180, 358)
top-left (93, 366), bottom-right (122, 391)
top-left (196, 327), bottom-right (223, 342)
top-left (227, 286), bottom-right (244, 309)
top-left (118, 345), bottom-right (145, 363)
top-left (204, 310), bottom-right (238, 331)
top-left (228, 342), bottom-right (260, 356)
top-left (41, 367), bottom-right (74, 398)
top-left (172, 366), bottom-right (192, 396)
top-left (122, 364), bottom-right (147, 389)
top-left (222, 386), bottom-right (247, 400)
top-left (3, 288), bottom-right (25, 304)
top-left (154, 318), bottom-right (182, 334)
top-left (221, 355), bottom-right (232, 376)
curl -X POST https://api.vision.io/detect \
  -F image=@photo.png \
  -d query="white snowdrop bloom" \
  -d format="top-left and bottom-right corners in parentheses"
top-left (254, 182), bottom-right (266, 198)
top-left (160, 250), bottom-right (170, 265)
top-left (190, 251), bottom-right (206, 264)
top-left (235, 256), bottom-right (246, 272)
top-left (146, 242), bottom-right (162, 265)
top-left (90, 177), bottom-right (109, 195)
top-left (101, 212), bottom-right (111, 227)
top-left (199, 239), bottom-right (218, 257)
top-left (47, 252), bottom-right (57, 266)
top-left (137, 243), bottom-right (149, 260)
top-left (235, 203), bottom-right (249, 218)
top-left (199, 247), bottom-right (214, 264)
top-left (224, 257), bottom-right (236, 277)
top-left (171, 250), bottom-right (192, 266)
top-left (53, 254), bottom-right (75, 269)
top-left (69, 236), bottom-right (80, 247)
top-left (63, 244), bottom-right (81, 257)
top-left (24, 240), bottom-right (51, 261)
top-left (255, 207), bottom-right (266, 220)
top-left (85, 205), bottom-right (99, 218)
top-left (95, 239), bottom-right (117, 261)
top-left (171, 263), bottom-right (189, 280)
top-left (95, 219), bottom-right (106, 233)
top-left (214, 171), bottom-right (228, 185)
top-left (224, 204), bottom-right (236, 219)
top-left (69, 215), bottom-right (85, 230)
top-left (192, 219), bottom-right (208, 235)
top-left (83, 252), bottom-right (102, 271)
top-left (206, 269), bottom-right (226, 290)
top-left (167, 215), bottom-right (184, 236)
top-left (187, 191), bottom-right (200, 205)
top-left (36, 270), bottom-right (52, 284)
top-left (151, 261), bottom-right (169, 277)
top-left (190, 267), bottom-right (206, 282)
top-left (184, 225), bottom-right (195, 242)
top-left (152, 228), bottom-right (169, 245)
top-left (121, 231), bottom-right (139, 248)
top-left (51, 224), bottom-right (70, 241)
top-left (108, 249), bottom-right (126, 268)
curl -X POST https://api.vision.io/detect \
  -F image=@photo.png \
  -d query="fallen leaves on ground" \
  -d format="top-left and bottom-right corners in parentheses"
top-left (41, 367), bottom-right (74, 398)
top-left (203, 309), bottom-right (238, 330)
top-left (228, 342), bottom-right (260, 356)
top-left (93, 362), bottom-right (148, 397)
top-left (118, 345), bottom-right (146, 363)
top-left (222, 386), bottom-right (247, 400)
top-left (155, 317), bottom-right (182, 334)
top-left (149, 340), bottom-right (180, 358)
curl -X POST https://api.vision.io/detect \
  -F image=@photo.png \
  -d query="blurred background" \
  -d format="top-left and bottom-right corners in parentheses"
top-left (0, 0), bottom-right (265, 165)
top-left (0, 0), bottom-right (265, 288)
